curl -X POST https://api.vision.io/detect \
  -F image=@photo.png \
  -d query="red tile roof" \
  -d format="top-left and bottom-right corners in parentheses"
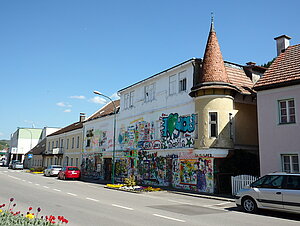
top-left (87, 99), bottom-right (120, 121)
top-left (254, 44), bottom-right (300, 91)
top-left (47, 121), bottom-right (83, 137)
top-left (225, 64), bottom-right (255, 95)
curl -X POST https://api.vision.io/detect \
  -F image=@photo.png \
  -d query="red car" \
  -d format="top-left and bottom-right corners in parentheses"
top-left (58, 166), bottom-right (81, 180)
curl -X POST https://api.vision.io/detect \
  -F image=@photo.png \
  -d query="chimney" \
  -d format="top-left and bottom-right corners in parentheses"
top-left (274, 35), bottom-right (291, 56)
top-left (79, 113), bottom-right (86, 122)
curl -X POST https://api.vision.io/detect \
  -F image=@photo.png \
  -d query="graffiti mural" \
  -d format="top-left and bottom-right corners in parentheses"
top-left (118, 113), bottom-right (196, 150)
top-left (85, 128), bottom-right (113, 151)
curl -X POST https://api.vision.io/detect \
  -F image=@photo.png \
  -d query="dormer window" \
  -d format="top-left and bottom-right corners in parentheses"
top-left (145, 83), bottom-right (155, 102)
top-left (124, 91), bottom-right (134, 109)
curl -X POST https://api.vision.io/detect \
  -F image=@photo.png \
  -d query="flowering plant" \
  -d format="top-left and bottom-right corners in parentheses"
top-left (0, 198), bottom-right (69, 225)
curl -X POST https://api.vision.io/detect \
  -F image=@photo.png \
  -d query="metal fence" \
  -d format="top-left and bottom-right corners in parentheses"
top-left (231, 175), bottom-right (258, 195)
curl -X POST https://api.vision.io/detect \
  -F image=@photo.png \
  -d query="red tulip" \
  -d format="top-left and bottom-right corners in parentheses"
top-left (10, 198), bottom-right (14, 202)
top-left (37, 207), bottom-right (41, 212)
top-left (29, 207), bottom-right (32, 211)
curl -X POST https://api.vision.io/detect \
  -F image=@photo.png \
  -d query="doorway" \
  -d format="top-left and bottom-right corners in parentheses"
top-left (104, 158), bottom-right (112, 181)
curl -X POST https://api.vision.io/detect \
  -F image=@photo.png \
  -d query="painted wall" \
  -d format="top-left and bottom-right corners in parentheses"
top-left (234, 101), bottom-right (258, 146)
top-left (257, 85), bottom-right (300, 175)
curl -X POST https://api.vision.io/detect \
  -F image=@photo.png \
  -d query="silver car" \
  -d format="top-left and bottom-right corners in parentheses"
top-left (12, 161), bottom-right (23, 170)
top-left (235, 172), bottom-right (300, 214)
top-left (44, 165), bottom-right (62, 176)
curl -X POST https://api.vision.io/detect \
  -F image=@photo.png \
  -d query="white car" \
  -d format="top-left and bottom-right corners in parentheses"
top-left (44, 165), bottom-right (62, 177)
top-left (235, 172), bottom-right (300, 214)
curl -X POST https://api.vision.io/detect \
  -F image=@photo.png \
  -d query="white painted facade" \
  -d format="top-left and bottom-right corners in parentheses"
top-left (257, 84), bottom-right (300, 175)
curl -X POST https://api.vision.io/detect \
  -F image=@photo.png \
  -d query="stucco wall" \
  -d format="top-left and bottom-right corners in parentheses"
top-left (194, 94), bottom-right (234, 149)
top-left (257, 85), bottom-right (300, 175)
top-left (234, 102), bottom-right (258, 146)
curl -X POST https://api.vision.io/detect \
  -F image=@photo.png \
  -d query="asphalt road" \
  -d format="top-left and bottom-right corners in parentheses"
top-left (0, 167), bottom-right (299, 226)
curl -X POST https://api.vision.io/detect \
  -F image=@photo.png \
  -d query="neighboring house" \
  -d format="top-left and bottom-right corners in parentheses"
top-left (23, 127), bottom-right (60, 169)
top-left (82, 100), bottom-right (120, 180)
top-left (254, 35), bottom-right (300, 175)
top-left (85, 19), bottom-right (265, 194)
top-left (8, 128), bottom-right (43, 164)
top-left (45, 113), bottom-right (85, 168)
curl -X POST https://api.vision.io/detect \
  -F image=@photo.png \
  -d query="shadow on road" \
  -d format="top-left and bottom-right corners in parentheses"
top-left (225, 206), bottom-right (300, 221)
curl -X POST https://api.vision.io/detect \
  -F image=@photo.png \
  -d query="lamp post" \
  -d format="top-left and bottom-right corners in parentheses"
top-left (93, 90), bottom-right (117, 184)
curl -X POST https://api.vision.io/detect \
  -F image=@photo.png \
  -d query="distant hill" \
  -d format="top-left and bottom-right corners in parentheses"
top-left (0, 140), bottom-right (9, 150)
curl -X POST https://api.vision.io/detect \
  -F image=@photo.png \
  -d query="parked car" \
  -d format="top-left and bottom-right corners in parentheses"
top-left (44, 165), bottom-right (62, 177)
top-left (12, 161), bottom-right (23, 170)
top-left (58, 166), bottom-right (81, 180)
top-left (0, 160), bottom-right (5, 166)
top-left (9, 160), bottom-right (21, 169)
top-left (235, 172), bottom-right (300, 214)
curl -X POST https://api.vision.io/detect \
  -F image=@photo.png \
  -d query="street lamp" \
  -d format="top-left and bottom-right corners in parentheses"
top-left (93, 90), bottom-right (117, 184)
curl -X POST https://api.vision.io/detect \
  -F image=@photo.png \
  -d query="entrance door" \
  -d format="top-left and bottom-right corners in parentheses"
top-left (104, 158), bottom-right (112, 181)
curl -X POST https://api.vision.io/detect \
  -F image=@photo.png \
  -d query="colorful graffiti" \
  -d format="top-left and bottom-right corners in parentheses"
top-left (118, 113), bottom-right (196, 150)
top-left (85, 128), bottom-right (113, 151)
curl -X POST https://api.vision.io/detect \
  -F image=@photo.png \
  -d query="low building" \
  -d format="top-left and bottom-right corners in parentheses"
top-left (45, 114), bottom-right (85, 168)
top-left (254, 35), bottom-right (300, 175)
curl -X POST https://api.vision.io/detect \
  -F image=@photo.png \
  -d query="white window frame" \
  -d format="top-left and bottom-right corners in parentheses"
top-left (169, 74), bottom-right (177, 95)
top-left (145, 83), bottom-right (155, 102)
top-left (209, 112), bottom-right (218, 138)
top-left (124, 93), bottom-right (129, 109)
top-left (278, 98), bottom-right (296, 124)
top-left (179, 71), bottom-right (187, 92)
top-left (281, 154), bottom-right (299, 173)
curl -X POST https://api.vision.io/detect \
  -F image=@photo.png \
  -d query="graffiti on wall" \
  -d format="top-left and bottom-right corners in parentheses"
top-left (85, 128), bottom-right (113, 151)
top-left (118, 113), bottom-right (196, 150)
top-left (160, 113), bottom-right (196, 149)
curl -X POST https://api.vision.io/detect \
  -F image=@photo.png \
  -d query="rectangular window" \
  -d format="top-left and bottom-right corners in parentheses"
top-left (72, 137), bottom-right (75, 149)
top-left (129, 91), bottom-right (134, 107)
top-left (61, 139), bottom-right (64, 148)
top-left (279, 99), bottom-right (296, 124)
top-left (48, 142), bottom-right (50, 151)
top-left (179, 71), bottom-right (187, 92)
top-left (76, 136), bottom-right (79, 148)
top-left (56, 140), bottom-right (58, 148)
top-left (70, 158), bottom-right (73, 166)
top-left (76, 158), bottom-right (79, 167)
top-left (282, 155), bottom-right (299, 173)
top-left (124, 93), bottom-right (129, 109)
top-left (86, 139), bottom-right (91, 147)
top-left (145, 83), bottom-right (155, 102)
top-left (52, 141), bottom-right (54, 149)
top-left (66, 139), bottom-right (69, 149)
top-left (169, 74), bottom-right (177, 95)
top-left (209, 112), bottom-right (218, 138)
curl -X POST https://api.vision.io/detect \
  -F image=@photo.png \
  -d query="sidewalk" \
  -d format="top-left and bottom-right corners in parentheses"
top-left (80, 176), bottom-right (235, 203)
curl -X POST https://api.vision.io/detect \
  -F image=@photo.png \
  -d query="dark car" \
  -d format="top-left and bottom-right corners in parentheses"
top-left (58, 166), bottom-right (81, 180)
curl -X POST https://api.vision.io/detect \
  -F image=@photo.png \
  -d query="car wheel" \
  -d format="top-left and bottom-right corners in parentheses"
top-left (63, 175), bottom-right (66, 180)
top-left (242, 197), bottom-right (257, 213)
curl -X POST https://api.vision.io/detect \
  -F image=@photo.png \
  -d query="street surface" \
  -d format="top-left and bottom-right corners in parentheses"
top-left (0, 167), bottom-right (299, 226)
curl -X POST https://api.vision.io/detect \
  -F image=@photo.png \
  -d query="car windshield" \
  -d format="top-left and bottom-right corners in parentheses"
top-left (52, 166), bottom-right (62, 169)
top-left (68, 167), bottom-right (79, 171)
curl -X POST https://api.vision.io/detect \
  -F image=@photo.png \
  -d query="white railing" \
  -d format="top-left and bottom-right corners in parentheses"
top-left (231, 175), bottom-right (258, 195)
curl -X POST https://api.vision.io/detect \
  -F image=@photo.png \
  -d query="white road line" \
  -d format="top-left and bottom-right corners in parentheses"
top-left (22, 180), bottom-right (26, 182)
top-left (86, 197), bottom-right (99, 202)
top-left (28, 181), bottom-right (33, 184)
top-left (153, 214), bottom-right (186, 223)
top-left (167, 199), bottom-right (192, 205)
top-left (43, 186), bottom-right (49, 189)
top-left (53, 189), bottom-right (61, 192)
top-left (67, 192), bottom-right (78, 196)
top-left (35, 184), bottom-right (40, 186)
top-left (112, 204), bottom-right (134, 210)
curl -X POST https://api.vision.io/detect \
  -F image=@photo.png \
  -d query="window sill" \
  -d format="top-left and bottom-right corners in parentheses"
top-left (278, 122), bottom-right (296, 125)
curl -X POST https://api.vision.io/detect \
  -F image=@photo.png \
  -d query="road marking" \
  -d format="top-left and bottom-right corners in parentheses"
top-left (53, 189), bottom-right (61, 192)
top-left (167, 199), bottom-right (192, 205)
top-left (43, 186), bottom-right (49, 189)
top-left (86, 197), bottom-right (99, 202)
top-left (28, 181), bottom-right (33, 184)
top-left (67, 192), bottom-right (77, 196)
top-left (153, 214), bottom-right (185, 222)
top-left (22, 180), bottom-right (26, 182)
top-left (35, 184), bottom-right (40, 186)
top-left (112, 204), bottom-right (134, 210)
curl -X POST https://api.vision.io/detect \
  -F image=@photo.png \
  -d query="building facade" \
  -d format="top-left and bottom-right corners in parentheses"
top-left (254, 35), bottom-right (300, 175)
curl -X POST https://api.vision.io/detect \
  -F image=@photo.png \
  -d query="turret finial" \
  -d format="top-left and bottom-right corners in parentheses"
top-left (210, 12), bottom-right (215, 32)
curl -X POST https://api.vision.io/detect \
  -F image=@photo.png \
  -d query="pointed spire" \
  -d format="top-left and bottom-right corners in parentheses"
top-left (201, 15), bottom-right (229, 83)
top-left (210, 12), bottom-right (215, 32)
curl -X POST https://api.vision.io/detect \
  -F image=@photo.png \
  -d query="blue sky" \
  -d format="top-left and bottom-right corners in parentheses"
top-left (1, 0), bottom-right (300, 140)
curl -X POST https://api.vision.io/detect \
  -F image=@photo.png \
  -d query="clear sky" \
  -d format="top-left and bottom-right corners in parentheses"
top-left (1, 0), bottom-right (300, 140)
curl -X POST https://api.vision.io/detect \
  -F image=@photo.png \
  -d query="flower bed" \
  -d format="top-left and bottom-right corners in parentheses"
top-left (0, 198), bottom-right (69, 225)
top-left (106, 184), bottom-right (162, 192)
